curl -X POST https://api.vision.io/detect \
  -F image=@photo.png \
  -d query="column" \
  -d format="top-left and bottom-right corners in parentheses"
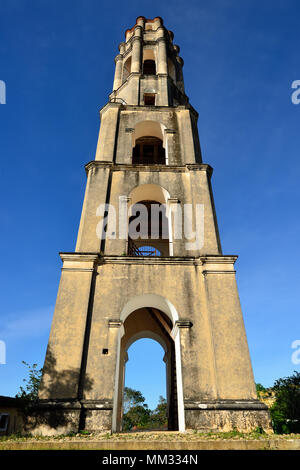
top-left (131, 27), bottom-right (142, 73)
top-left (157, 31), bottom-right (168, 74)
top-left (164, 128), bottom-right (177, 164)
top-left (166, 197), bottom-right (179, 256)
top-left (113, 54), bottom-right (123, 91)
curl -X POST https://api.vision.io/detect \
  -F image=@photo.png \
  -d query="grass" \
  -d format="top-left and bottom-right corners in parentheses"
top-left (1, 429), bottom-right (300, 442)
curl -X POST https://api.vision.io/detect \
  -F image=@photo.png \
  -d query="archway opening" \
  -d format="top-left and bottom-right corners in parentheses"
top-left (143, 60), bottom-right (156, 75)
top-left (131, 121), bottom-right (167, 164)
top-left (123, 339), bottom-right (167, 431)
top-left (142, 50), bottom-right (156, 76)
top-left (128, 200), bottom-right (169, 256)
top-left (132, 136), bottom-right (165, 164)
top-left (116, 307), bottom-right (179, 432)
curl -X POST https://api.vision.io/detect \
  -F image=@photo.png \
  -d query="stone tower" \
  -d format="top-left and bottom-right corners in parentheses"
top-left (36, 16), bottom-right (271, 435)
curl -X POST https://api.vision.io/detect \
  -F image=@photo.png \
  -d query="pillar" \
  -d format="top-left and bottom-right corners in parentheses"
top-left (131, 27), bottom-right (142, 73)
top-left (157, 29), bottom-right (168, 75)
top-left (113, 54), bottom-right (123, 91)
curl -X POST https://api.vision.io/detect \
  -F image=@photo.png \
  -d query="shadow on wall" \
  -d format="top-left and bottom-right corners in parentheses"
top-left (38, 346), bottom-right (94, 398)
top-left (24, 346), bottom-right (94, 433)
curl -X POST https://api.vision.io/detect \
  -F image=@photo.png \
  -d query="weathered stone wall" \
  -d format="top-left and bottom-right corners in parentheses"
top-left (185, 408), bottom-right (272, 433)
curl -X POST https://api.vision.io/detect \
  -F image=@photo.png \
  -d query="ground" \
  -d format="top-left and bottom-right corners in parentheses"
top-left (1, 431), bottom-right (300, 450)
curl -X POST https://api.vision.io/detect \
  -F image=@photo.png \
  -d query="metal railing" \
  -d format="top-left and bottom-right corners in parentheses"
top-left (128, 239), bottom-right (161, 257)
top-left (109, 97), bottom-right (127, 105)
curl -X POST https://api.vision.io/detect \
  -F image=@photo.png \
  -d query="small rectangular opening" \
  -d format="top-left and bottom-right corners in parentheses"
top-left (102, 348), bottom-right (109, 355)
top-left (144, 93), bottom-right (155, 106)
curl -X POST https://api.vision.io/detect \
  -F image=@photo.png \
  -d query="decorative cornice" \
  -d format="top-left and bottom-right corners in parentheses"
top-left (203, 270), bottom-right (236, 276)
top-left (84, 161), bottom-right (213, 175)
top-left (201, 255), bottom-right (238, 265)
top-left (59, 252), bottom-right (100, 263)
top-left (57, 253), bottom-right (239, 269)
top-left (100, 256), bottom-right (199, 266)
top-left (61, 268), bottom-right (95, 272)
top-left (60, 253), bottom-right (100, 272)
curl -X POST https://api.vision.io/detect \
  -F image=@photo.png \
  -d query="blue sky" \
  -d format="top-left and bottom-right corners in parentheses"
top-left (0, 0), bottom-right (299, 410)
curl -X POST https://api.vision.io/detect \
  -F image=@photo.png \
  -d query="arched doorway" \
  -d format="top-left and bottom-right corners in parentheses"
top-left (112, 294), bottom-right (185, 433)
top-left (115, 308), bottom-right (178, 431)
top-left (123, 338), bottom-right (167, 431)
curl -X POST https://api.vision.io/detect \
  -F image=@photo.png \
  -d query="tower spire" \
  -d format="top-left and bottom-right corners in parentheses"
top-left (111, 16), bottom-right (186, 107)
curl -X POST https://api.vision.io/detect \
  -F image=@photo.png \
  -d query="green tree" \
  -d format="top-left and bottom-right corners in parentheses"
top-left (123, 387), bottom-right (146, 414)
top-left (122, 387), bottom-right (151, 430)
top-left (150, 395), bottom-right (168, 428)
top-left (256, 383), bottom-right (267, 398)
top-left (123, 404), bottom-right (151, 431)
top-left (16, 361), bottom-right (42, 402)
top-left (270, 370), bottom-right (300, 434)
top-left (122, 389), bottom-right (169, 431)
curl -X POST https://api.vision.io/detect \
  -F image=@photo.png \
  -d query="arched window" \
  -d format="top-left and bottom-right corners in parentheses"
top-left (143, 59), bottom-right (156, 75)
top-left (131, 121), bottom-right (167, 164)
top-left (128, 199), bottom-right (169, 256)
top-left (132, 136), bottom-right (165, 164)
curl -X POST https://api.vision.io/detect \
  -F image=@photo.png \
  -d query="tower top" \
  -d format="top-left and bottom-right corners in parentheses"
top-left (124, 16), bottom-right (175, 46)
top-left (111, 16), bottom-right (186, 106)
